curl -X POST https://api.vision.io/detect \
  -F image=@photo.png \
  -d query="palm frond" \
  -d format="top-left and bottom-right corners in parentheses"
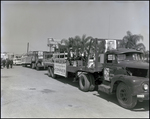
top-left (126, 31), bottom-right (132, 37)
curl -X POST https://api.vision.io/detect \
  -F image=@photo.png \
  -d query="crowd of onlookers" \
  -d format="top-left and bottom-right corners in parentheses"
top-left (1, 58), bottom-right (13, 69)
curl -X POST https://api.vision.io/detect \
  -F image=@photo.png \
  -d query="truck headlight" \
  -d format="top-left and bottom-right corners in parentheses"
top-left (143, 84), bottom-right (148, 91)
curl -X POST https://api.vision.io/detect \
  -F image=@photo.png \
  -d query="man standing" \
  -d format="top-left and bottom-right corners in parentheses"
top-left (2, 59), bottom-right (6, 68)
top-left (10, 59), bottom-right (13, 68)
top-left (6, 58), bottom-right (10, 69)
top-left (68, 47), bottom-right (74, 65)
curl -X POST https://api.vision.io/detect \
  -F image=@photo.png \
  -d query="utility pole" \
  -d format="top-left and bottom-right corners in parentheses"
top-left (27, 42), bottom-right (29, 53)
top-left (108, 14), bottom-right (110, 39)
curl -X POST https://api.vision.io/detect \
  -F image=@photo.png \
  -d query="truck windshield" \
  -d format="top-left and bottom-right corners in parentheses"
top-left (38, 51), bottom-right (43, 59)
top-left (117, 53), bottom-right (143, 61)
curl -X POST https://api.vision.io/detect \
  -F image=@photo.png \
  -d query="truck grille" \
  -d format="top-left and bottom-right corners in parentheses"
top-left (126, 68), bottom-right (148, 78)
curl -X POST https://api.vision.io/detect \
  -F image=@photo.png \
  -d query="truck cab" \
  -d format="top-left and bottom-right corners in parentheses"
top-left (21, 51), bottom-right (51, 70)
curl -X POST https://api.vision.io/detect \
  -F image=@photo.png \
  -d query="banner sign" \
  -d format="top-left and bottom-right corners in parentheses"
top-left (54, 62), bottom-right (67, 77)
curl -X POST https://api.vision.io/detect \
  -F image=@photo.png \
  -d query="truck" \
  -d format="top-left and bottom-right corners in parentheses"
top-left (21, 51), bottom-right (51, 70)
top-left (43, 52), bottom-right (54, 69)
top-left (44, 38), bottom-right (149, 109)
top-left (13, 54), bottom-right (22, 65)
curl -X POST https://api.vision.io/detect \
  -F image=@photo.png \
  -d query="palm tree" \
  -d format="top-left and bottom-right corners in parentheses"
top-left (60, 34), bottom-right (93, 54)
top-left (97, 39), bottom-right (105, 54)
top-left (121, 31), bottom-right (146, 52)
top-left (60, 37), bottom-right (76, 52)
top-left (74, 34), bottom-right (93, 54)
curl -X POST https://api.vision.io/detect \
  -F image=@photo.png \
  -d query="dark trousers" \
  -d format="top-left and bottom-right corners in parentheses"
top-left (6, 64), bottom-right (9, 69)
top-left (10, 64), bottom-right (12, 68)
top-left (3, 63), bottom-right (5, 68)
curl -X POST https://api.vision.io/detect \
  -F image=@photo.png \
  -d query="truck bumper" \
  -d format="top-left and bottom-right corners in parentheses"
top-left (137, 93), bottom-right (149, 101)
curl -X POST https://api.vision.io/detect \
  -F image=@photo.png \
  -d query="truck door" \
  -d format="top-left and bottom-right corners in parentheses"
top-left (104, 54), bottom-right (117, 81)
top-left (27, 52), bottom-right (33, 64)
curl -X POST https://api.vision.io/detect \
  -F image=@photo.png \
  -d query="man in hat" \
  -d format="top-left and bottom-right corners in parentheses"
top-left (68, 47), bottom-right (74, 65)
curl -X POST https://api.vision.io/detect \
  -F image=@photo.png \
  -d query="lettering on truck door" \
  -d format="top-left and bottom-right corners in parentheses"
top-left (104, 54), bottom-right (116, 81)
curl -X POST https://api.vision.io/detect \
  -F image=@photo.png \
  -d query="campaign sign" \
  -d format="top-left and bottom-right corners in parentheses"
top-left (54, 62), bottom-right (67, 77)
top-left (105, 40), bottom-right (117, 52)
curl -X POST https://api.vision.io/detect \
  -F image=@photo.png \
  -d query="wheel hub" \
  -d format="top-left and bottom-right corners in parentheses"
top-left (120, 89), bottom-right (128, 102)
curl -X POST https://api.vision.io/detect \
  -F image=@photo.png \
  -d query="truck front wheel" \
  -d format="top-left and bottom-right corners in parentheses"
top-left (116, 82), bottom-right (137, 109)
top-left (79, 73), bottom-right (90, 92)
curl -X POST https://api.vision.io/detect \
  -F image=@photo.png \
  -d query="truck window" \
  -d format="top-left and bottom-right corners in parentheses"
top-left (107, 54), bottom-right (115, 63)
top-left (117, 53), bottom-right (143, 62)
top-left (117, 54), bottom-right (126, 61)
top-left (53, 54), bottom-right (58, 58)
top-left (38, 51), bottom-right (43, 59)
top-left (44, 52), bottom-right (53, 59)
top-left (60, 55), bottom-right (64, 58)
top-left (38, 51), bottom-right (43, 56)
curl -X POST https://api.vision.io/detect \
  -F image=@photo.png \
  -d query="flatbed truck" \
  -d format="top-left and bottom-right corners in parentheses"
top-left (44, 38), bottom-right (149, 109)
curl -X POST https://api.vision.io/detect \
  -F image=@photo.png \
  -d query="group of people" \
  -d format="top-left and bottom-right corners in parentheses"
top-left (67, 47), bottom-right (87, 66)
top-left (1, 58), bottom-right (13, 69)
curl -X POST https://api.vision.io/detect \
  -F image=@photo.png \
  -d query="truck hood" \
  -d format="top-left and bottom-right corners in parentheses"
top-left (118, 61), bottom-right (149, 69)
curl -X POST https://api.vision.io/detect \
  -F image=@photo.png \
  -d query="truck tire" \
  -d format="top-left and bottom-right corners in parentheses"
top-left (36, 63), bottom-right (40, 70)
top-left (88, 74), bottom-right (95, 91)
top-left (79, 73), bottom-right (90, 92)
top-left (50, 67), bottom-right (56, 78)
top-left (31, 63), bottom-right (35, 69)
top-left (47, 67), bottom-right (51, 77)
top-left (116, 82), bottom-right (137, 109)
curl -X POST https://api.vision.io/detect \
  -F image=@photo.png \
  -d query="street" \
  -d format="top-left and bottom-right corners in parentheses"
top-left (1, 66), bottom-right (149, 118)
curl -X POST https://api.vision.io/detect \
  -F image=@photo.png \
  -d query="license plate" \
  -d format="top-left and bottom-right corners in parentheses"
top-left (137, 95), bottom-right (144, 98)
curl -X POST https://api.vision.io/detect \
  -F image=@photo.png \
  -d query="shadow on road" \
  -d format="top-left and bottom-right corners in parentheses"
top-left (44, 72), bottom-right (149, 111)
top-left (131, 101), bottom-right (149, 111)
top-left (94, 91), bottom-right (149, 111)
top-left (22, 65), bottom-right (47, 71)
top-left (44, 72), bottom-right (79, 89)
top-left (94, 91), bottom-right (119, 105)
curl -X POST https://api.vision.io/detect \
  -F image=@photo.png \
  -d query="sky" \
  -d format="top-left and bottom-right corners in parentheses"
top-left (1, 1), bottom-right (149, 54)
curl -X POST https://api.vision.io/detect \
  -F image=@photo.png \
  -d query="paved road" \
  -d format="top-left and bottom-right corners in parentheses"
top-left (1, 66), bottom-right (149, 118)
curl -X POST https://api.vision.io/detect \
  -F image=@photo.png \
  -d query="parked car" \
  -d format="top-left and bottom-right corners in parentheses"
top-left (13, 58), bottom-right (22, 65)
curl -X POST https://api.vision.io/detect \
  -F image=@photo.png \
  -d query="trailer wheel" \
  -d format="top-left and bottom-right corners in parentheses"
top-left (50, 67), bottom-right (56, 78)
top-left (47, 67), bottom-right (51, 77)
top-left (116, 82), bottom-right (137, 109)
top-left (88, 74), bottom-right (95, 91)
top-left (79, 73), bottom-right (90, 92)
